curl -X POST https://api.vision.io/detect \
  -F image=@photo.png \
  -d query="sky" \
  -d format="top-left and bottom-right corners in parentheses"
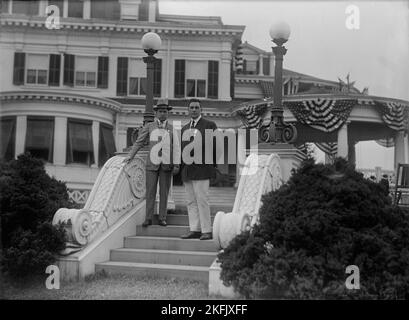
top-left (160, 0), bottom-right (409, 170)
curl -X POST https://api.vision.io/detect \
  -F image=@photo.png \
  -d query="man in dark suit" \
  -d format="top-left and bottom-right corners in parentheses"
top-left (180, 99), bottom-right (217, 240)
top-left (123, 99), bottom-right (180, 227)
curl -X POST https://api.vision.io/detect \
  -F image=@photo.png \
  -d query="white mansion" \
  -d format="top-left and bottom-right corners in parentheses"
top-left (2, 0), bottom-right (402, 205)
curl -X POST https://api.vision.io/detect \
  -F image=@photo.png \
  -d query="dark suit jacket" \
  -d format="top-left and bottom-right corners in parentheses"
top-left (129, 120), bottom-right (181, 171)
top-left (181, 117), bottom-right (218, 181)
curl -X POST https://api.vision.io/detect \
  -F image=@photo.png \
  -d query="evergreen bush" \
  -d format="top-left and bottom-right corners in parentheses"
top-left (218, 158), bottom-right (409, 299)
top-left (0, 153), bottom-right (71, 279)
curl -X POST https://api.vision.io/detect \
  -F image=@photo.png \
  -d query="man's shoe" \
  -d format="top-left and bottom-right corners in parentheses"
top-left (158, 219), bottom-right (167, 227)
top-left (180, 231), bottom-right (201, 239)
top-left (200, 233), bottom-right (213, 240)
top-left (142, 219), bottom-right (152, 227)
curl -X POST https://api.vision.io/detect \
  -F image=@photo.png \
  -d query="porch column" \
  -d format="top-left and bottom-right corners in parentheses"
top-left (394, 130), bottom-right (405, 170)
top-left (235, 128), bottom-right (246, 188)
top-left (15, 116), bottom-right (27, 158)
top-left (92, 121), bottom-right (100, 168)
top-left (348, 140), bottom-right (356, 166)
top-left (258, 54), bottom-right (264, 76)
top-left (269, 54), bottom-right (274, 76)
top-left (337, 122), bottom-right (349, 159)
top-left (83, 0), bottom-right (91, 19)
top-left (53, 117), bottom-right (67, 165)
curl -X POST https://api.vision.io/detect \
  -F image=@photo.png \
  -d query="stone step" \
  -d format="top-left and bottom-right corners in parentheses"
top-left (110, 248), bottom-right (217, 266)
top-left (174, 205), bottom-right (233, 215)
top-left (166, 214), bottom-right (215, 226)
top-left (136, 225), bottom-right (190, 237)
top-left (124, 236), bottom-right (219, 252)
top-left (95, 261), bottom-right (210, 282)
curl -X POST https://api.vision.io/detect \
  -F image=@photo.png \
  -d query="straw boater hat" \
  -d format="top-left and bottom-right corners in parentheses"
top-left (153, 98), bottom-right (172, 111)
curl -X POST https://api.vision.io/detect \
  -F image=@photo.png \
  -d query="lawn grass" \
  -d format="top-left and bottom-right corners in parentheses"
top-left (1, 271), bottom-right (233, 300)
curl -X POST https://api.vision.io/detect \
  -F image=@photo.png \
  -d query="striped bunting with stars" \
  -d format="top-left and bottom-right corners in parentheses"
top-left (315, 142), bottom-right (338, 157)
top-left (236, 104), bottom-right (268, 128)
top-left (374, 101), bottom-right (409, 131)
top-left (284, 99), bottom-right (357, 132)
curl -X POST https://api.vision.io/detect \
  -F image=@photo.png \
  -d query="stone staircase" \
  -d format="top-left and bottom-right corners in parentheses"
top-left (95, 212), bottom-right (224, 282)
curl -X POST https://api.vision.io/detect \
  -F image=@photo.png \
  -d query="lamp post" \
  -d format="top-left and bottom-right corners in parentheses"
top-left (260, 22), bottom-right (297, 144)
top-left (141, 32), bottom-right (162, 124)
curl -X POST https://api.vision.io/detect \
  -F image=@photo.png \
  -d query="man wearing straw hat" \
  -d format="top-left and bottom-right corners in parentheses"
top-left (123, 99), bottom-right (180, 227)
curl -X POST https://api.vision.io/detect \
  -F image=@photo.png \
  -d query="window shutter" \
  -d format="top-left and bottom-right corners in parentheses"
top-left (207, 60), bottom-right (219, 99)
top-left (48, 54), bottom-right (61, 86)
top-left (97, 56), bottom-right (109, 89)
top-left (153, 58), bottom-right (162, 97)
top-left (117, 57), bottom-right (128, 96)
top-left (63, 54), bottom-right (75, 86)
top-left (174, 59), bottom-right (185, 98)
top-left (13, 52), bottom-right (25, 85)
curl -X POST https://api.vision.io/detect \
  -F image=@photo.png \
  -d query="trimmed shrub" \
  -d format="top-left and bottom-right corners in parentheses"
top-left (0, 153), bottom-right (71, 278)
top-left (218, 158), bottom-right (409, 299)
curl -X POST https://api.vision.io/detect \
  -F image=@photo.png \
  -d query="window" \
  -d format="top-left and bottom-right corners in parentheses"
top-left (12, 0), bottom-right (38, 15)
top-left (0, 117), bottom-right (16, 161)
top-left (128, 58), bottom-right (146, 96)
top-left (67, 120), bottom-right (94, 165)
top-left (68, 0), bottom-right (83, 18)
top-left (243, 59), bottom-right (259, 75)
top-left (91, 0), bottom-right (120, 20)
top-left (75, 56), bottom-right (97, 87)
top-left (26, 54), bottom-right (48, 85)
top-left (1, 0), bottom-right (10, 13)
top-left (25, 117), bottom-right (54, 162)
top-left (99, 124), bottom-right (116, 166)
top-left (185, 60), bottom-right (207, 98)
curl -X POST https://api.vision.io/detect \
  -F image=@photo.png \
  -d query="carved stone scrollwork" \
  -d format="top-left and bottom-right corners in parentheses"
top-left (213, 153), bottom-right (283, 249)
top-left (282, 123), bottom-right (297, 144)
top-left (52, 155), bottom-right (146, 253)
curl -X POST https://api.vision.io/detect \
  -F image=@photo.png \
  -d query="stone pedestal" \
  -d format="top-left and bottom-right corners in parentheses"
top-left (256, 143), bottom-right (306, 182)
top-left (115, 148), bottom-right (176, 214)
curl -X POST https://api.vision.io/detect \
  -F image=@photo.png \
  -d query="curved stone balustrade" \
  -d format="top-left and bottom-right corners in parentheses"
top-left (212, 153), bottom-right (283, 249)
top-left (53, 155), bottom-right (146, 254)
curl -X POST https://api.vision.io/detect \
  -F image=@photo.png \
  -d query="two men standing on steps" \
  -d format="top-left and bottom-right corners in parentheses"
top-left (123, 99), bottom-right (180, 227)
top-left (124, 98), bottom-right (217, 241)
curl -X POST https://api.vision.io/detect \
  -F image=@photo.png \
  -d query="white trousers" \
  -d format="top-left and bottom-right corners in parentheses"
top-left (183, 179), bottom-right (212, 233)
